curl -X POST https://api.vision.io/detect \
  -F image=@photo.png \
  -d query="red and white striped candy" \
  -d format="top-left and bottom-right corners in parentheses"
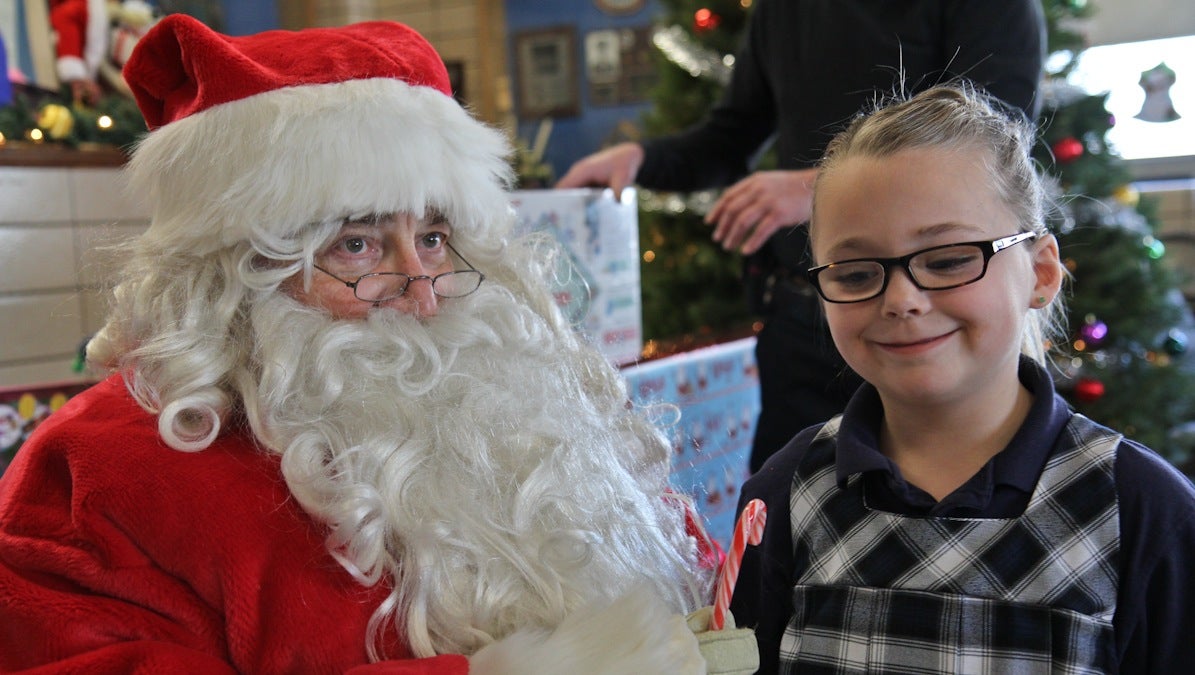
top-left (710, 498), bottom-right (767, 630)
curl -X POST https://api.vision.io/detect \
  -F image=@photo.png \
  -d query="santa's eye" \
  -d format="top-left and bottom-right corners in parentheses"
top-left (343, 236), bottom-right (367, 254)
top-left (421, 231), bottom-right (447, 249)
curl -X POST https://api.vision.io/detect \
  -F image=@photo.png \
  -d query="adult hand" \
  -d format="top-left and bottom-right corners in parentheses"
top-left (707, 168), bottom-right (818, 255)
top-left (555, 142), bottom-right (645, 200)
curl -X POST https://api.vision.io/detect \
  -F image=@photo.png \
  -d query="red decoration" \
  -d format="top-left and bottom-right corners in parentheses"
top-left (1053, 137), bottom-right (1084, 163)
top-left (1074, 377), bottom-right (1105, 403)
top-left (694, 8), bottom-right (722, 32)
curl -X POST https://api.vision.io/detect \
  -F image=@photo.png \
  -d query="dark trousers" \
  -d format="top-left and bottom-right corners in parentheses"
top-left (750, 287), bottom-right (861, 473)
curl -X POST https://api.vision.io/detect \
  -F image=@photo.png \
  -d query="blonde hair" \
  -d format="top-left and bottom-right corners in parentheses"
top-left (813, 81), bottom-right (1066, 364)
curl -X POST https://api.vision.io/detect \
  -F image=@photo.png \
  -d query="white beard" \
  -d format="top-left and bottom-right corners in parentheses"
top-left (242, 285), bottom-right (709, 658)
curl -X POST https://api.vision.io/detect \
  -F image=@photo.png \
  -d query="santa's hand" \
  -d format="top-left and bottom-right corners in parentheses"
top-left (685, 606), bottom-right (759, 675)
top-left (468, 589), bottom-right (704, 675)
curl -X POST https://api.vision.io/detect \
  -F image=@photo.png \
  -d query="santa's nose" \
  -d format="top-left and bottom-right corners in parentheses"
top-left (377, 245), bottom-right (439, 318)
top-left (394, 275), bottom-right (439, 317)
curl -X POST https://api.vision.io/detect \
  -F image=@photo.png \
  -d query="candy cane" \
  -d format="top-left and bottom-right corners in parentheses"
top-left (710, 498), bottom-right (767, 630)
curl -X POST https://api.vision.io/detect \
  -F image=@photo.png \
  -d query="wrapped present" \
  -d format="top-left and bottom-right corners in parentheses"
top-left (622, 337), bottom-right (760, 549)
top-left (511, 188), bottom-right (643, 366)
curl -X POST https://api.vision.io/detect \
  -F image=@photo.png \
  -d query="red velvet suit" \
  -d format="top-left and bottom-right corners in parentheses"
top-left (0, 375), bottom-right (468, 674)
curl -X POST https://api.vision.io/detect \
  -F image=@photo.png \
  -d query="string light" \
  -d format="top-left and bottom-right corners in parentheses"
top-left (651, 25), bottom-right (733, 85)
top-left (1143, 235), bottom-right (1166, 259)
top-left (97, 115), bottom-right (114, 129)
top-left (694, 8), bottom-right (720, 32)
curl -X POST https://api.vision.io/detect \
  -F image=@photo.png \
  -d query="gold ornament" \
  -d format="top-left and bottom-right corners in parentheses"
top-left (37, 104), bottom-right (75, 139)
top-left (17, 393), bottom-right (37, 420)
top-left (1113, 184), bottom-right (1140, 208)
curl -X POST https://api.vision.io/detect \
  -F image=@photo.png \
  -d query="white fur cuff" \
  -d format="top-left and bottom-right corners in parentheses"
top-left (469, 591), bottom-right (705, 675)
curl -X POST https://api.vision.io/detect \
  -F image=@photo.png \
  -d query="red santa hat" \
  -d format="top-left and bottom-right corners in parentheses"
top-left (123, 14), bottom-right (513, 254)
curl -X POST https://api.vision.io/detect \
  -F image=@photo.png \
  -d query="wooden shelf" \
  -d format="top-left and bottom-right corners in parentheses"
top-left (0, 144), bottom-right (128, 168)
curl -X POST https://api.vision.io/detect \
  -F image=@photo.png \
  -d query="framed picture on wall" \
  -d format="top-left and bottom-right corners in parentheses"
top-left (514, 26), bottom-right (580, 119)
top-left (585, 26), bottom-right (656, 107)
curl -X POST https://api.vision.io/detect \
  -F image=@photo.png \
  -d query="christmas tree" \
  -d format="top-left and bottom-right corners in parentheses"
top-left (1037, 1), bottom-right (1195, 472)
top-left (635, 0), bottom-right (755, 348)
top-left (633, 0), bottom-right (1195, 471)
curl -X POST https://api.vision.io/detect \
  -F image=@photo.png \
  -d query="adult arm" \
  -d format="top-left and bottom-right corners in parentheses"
top-left (636, 0), bottom-right (779, 192)
top-left (635, 0), bottom-right (1050, 188)
top-left (706, 0), bottom-right (1047, 255)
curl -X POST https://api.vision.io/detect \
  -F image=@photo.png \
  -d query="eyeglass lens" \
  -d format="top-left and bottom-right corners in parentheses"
top-left (818, 244), bottom-right (986, 302)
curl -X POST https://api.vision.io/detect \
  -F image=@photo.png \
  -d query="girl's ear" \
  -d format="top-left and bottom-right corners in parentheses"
top-left (1031, 233), bottom-right (1064, 307)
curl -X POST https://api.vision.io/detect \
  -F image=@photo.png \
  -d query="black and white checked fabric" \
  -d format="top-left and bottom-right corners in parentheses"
top-left (780, 414), bottom-right (1120, 674)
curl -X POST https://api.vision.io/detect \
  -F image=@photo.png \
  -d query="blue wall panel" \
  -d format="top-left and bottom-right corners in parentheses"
top-left (220, 0), bottom-right (278, 35)
top-left (506, 0), bottom-right (660, 181)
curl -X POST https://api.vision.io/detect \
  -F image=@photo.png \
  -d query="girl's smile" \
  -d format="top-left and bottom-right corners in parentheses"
top-left (871, 328), bottom-right (959, 354)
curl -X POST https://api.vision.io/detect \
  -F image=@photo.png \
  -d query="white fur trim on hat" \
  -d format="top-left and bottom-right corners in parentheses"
top-left (125, 77), bottom-right (514, 255)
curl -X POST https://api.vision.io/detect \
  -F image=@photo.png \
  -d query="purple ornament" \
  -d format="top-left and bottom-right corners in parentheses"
top-left (1081, 320), bottom-right (1108, 345)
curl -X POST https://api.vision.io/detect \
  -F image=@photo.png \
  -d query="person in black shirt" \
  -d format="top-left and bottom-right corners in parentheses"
top-left (557, 0), bottom-right (1046, 472)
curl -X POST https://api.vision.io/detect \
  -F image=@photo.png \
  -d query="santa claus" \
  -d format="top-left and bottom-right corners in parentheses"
top-left (0, 14), bottom-right (758, 675)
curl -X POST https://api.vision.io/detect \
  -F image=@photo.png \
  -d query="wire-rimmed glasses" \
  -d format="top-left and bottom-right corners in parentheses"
top-left (313, 243), bottom-right (484, 303)
top-left (806, 232), bottom-right (1038, 304)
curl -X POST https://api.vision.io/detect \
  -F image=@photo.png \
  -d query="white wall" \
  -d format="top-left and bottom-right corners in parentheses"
top-left (1073, 0), bottom-right (1195, 179)
top-left (1085, 0), bottom-right (1195, 46)
top-left (0, 167), bottom-right (148, 388)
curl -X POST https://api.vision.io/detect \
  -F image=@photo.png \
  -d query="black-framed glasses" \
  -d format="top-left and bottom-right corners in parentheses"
top-left (313, 243), bottom-right (485, 303)
top-left (806, 232), bottom-right (1038, 304)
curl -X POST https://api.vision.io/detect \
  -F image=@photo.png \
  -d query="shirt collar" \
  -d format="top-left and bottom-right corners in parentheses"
top-left (834, 355), bottom-right (1072, 493)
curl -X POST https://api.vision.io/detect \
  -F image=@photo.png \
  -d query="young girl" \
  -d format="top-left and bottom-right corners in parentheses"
top-left (730, 82), bottom-right (1195, 673)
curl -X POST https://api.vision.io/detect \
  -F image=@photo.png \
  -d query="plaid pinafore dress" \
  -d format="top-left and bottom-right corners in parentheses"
top-left (780, 414), bottom-right (1120, 674)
